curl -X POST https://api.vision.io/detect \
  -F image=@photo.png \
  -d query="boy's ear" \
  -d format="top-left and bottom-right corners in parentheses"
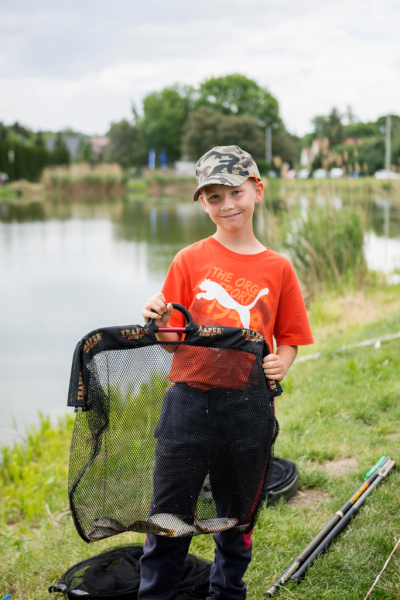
top-left (254, 181), bottom-right (264, 205)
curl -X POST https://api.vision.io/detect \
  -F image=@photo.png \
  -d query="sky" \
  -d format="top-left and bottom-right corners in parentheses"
top-left (0, 0), bottom-right (399, 136)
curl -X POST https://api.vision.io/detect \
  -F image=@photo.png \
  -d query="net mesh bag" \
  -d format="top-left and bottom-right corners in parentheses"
top-left (48, 544), bottom-right (211, 599)
top-left (67, 304), bottom-right (280, 543)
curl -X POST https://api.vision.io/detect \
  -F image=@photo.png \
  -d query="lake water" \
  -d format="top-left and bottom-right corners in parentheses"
top-left (1, 194), bottom-right (400, 446)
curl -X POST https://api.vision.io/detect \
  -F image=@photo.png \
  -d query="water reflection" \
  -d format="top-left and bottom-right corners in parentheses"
top-left (0, 197), bottom-right (216, 445)
top-left (113, 199), bottom-right (214, 275)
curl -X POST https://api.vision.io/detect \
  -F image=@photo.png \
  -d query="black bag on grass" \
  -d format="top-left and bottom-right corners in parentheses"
top-left (48, 544), bottom-right (211, 600)
top-left (67, 304), bottom-right (280, 543)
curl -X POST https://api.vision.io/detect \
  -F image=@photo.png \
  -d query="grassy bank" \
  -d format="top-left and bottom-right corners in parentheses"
top-left (3, 172), bottom-right (400, 205)
top-left (266, 176), bottom-right (400, 204)
top-left (0, 185), bottom-right (18, 201)
top-left (41, 163), bottom-right (126, 195)
top-left (1, 286), bottom-right (400, 599)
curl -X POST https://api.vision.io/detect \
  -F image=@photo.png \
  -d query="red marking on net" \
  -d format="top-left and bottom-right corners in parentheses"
top-left (158, 327), bottom-right (187, 332)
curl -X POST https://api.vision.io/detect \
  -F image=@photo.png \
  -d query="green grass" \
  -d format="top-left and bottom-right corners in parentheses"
top-left (0, 185), bottom-right (17, 201)
top-left (1, 303), bottom-right (400, 599)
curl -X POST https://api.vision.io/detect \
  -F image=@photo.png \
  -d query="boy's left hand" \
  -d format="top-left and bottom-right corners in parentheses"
top-left (262, 354), bottom-right (286, 381)
top-left (262, 345), bottom-right (298, 381)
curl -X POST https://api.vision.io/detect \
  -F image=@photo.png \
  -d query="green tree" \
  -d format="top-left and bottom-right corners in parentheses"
top-left (140, 85), bottom-right (193, 163)
top-left (182, 107), bottom-right (264, 161)
top-left (77, 140), bottom-right (94, 164)
top-left (0, 122), bottom-right (8, 142)
top-left (312, 108), bottom-right (344, 146)
top-left (344, 122), bottom-right (377, 138)
top-left (104, 120), bottom-right (145, 168)
top-left (196, 74), bottom-right (280, 127)
top-left (10, 121), bottom-right (32, 140)
top-left (359, 138), bottom-right (385, 174)
top-left (391, 134), bottom-right (400, 168)
top-left (312, 115), bottom-right (329, 139)
top-left (271, 129), bottom-right (300, 167)
top-left (51, 133), bottom-right (70, 165)
top-left (34, 131), bottom-right (45, 148)
top-left (375, 114), bottom-right (400, 137)
top-left (324, 107), bottom-right (344, 146)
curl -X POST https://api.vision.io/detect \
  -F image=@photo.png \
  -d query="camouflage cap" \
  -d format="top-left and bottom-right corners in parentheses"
top-left (193, 145), bottom-right (261, 201)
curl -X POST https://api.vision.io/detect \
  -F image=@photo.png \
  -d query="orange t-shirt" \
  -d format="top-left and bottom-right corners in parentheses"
top-left (162, 236), bottom-right (314, 355)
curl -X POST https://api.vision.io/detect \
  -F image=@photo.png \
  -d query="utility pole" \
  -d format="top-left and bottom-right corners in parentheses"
top-left (385, 114), bottom-right (391, 171)
top-left (266, 125), bottom-right (272, 165)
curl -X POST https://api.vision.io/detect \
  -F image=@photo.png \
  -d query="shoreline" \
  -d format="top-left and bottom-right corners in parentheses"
top-left (1, 174), bottom-right (399, 203)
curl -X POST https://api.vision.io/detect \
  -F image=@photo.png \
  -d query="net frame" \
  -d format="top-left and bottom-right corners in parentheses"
top-left (68, 304), bottom-right (281, 543)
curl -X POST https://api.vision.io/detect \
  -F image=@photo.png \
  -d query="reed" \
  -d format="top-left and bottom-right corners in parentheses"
top-left (41, 163), bottom-right (126, 195)
top-left (286, 205), bottom-right (367, 293)
top-left (279, 176), bottom-right (400, 202)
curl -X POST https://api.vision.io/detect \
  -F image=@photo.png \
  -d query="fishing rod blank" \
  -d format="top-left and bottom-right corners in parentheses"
top-left (264, 456), bottom-right (390, 596)
top-left (290, 458), bottom-right (395, 582)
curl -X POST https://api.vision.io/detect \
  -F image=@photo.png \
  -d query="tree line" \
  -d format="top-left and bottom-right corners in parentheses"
top-left (304, 108), bottom-right (400, 175)
top-left (104, 76), bottom-right (400, 175)
top-left (104, 74), bottom-right (298, 172)
top-left (1, 73), bottom-right (400, 181)
top-left (0, 123), bottom-right (72, 182)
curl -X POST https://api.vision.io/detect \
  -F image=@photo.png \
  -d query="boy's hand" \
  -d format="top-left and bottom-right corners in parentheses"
top-left (262, 346), bottom-right (297, 381)
top-left (142, 293), bottom-right (173, 326)
top-left (263, 354), bottom-right (286, 381)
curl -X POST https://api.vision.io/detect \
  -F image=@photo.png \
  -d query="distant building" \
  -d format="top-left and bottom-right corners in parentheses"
top-left (345, 137), bottom-right (363, 146)
top-left (89, 137), bottom-right (109, 156)
top-left (300, 137), bottom-right (330, 168)
top-left (311, 137), bottom-right (329, 156)
top-left (300, 147), bottom-right (312, 168)
top-left (174, 161), bottom-right (196, 177)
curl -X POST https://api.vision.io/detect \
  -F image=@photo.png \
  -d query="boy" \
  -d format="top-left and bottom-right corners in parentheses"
top-left (140, 146), bottom-right (313, 600)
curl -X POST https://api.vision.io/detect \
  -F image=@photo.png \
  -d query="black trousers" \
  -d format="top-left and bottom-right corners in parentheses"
top-left (139, 383), bottom-right (273, 600)
top-left (149, 382), bottom-right (271, 524)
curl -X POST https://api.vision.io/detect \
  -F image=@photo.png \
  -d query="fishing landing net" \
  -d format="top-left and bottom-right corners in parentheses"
top-left (49, 544), bottom-right (211, 600)
top-left (67, 304), bottom-right (280, 544)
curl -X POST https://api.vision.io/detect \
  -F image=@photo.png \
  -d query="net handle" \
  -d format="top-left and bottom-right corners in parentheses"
top-left (147, 303), bottom-right (198, 337)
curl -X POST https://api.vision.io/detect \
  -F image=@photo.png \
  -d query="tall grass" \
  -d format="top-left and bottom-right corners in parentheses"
top-left (286, 205), bottom-right (367, 293)
top-left (41, 163), bottom-right (126, 195)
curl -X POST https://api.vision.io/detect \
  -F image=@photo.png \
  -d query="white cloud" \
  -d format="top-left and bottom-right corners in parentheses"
top-left (0, 0), bottom-right (399, 134)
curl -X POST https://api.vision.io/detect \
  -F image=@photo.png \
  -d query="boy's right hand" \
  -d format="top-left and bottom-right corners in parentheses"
top-left (142, 293), bottom-right (173, 326)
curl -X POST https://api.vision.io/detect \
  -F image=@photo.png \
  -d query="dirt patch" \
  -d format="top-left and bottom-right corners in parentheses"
top-left (316, 457), bottom-right (358, 476)
top-left (387, 432), bottom-right (400, 441)
top-left (288, 489), bottom-right (331, 508)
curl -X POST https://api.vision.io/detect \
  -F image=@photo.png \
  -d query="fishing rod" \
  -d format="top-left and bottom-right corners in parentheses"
top-left (290, 458), bottom-right (395, 582)
top-left (265, 456), bottom-right (392, 596)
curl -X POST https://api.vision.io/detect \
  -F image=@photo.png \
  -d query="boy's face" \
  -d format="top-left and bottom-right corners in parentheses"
top-left (199, 179), bottom-right (264, 232)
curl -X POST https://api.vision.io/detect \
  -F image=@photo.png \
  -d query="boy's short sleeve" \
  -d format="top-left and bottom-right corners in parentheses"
top-left (274, 261), bottom-right (314, 347)
top-left (161, 259), bottom-right (187, 328)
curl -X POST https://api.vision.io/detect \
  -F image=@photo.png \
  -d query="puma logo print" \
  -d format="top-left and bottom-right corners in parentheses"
top-left (196, 279), bottom-right (269, 328)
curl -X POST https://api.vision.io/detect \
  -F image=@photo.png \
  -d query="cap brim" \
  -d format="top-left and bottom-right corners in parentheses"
top-left (193, 173), bottom-right (251, 201)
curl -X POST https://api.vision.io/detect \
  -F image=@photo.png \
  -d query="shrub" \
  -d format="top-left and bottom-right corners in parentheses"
top-left (285, 205), bottom-right (367, 292)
